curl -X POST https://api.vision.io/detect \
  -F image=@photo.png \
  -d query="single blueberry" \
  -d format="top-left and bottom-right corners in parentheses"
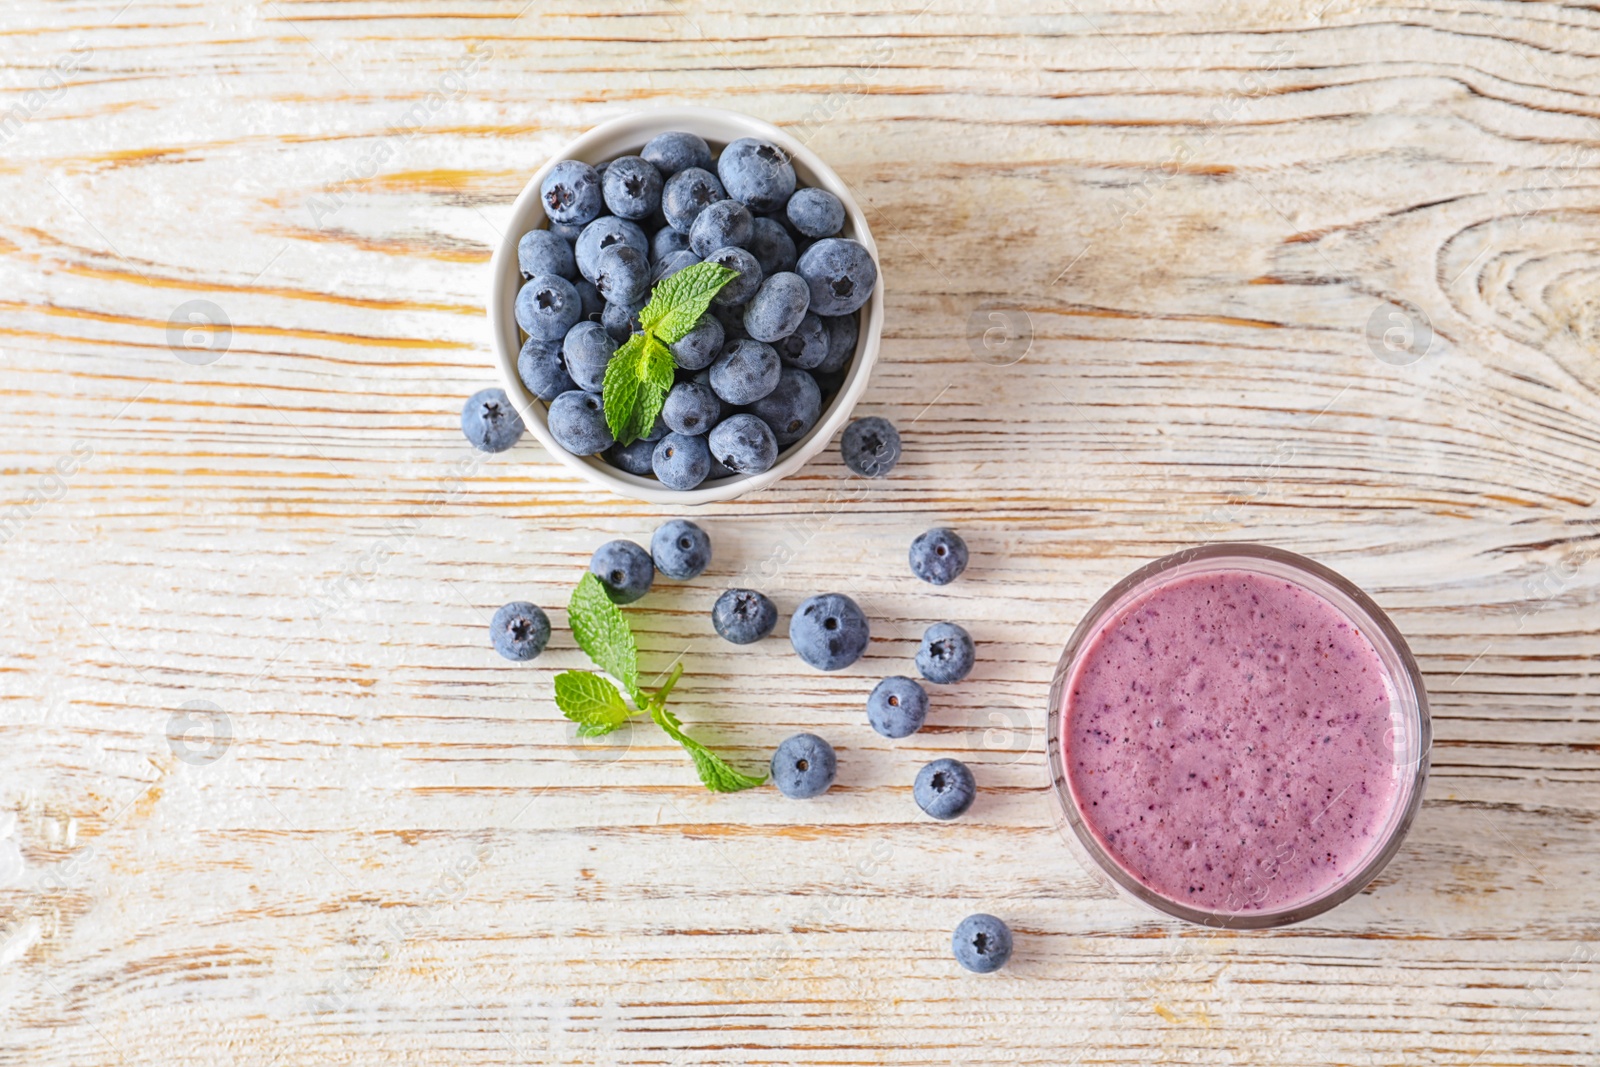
top-left (601, 297), bottom-right (647, 343)
top-left (774, 312), bottom-right (828, 370)
top-left (662, 379), bottom-right (722, 436)
top-left (515, 274), bottom-right (583, 341)
top-left (796, 237), bottom-right (878, 316)
top-left (952, 914), bottom-right (1012, 973)
top-left (747, 215), bottom-right (799, 275)
top-left (689, 199), bottom-right (754, 259)
top-left (743, 272), bottom-right (811, 343)
top-left (574, 278), bottom-right (604, 322)
top-left (818, 313), bottom-right (858, 374)
top-left (651, 225), bottom-right (692, 264)
top-left (711, 588), bottom-right (777, 644)
top-left (546, 389), bottom-right (613, 455)
top-left (604, 437), bottom-right (657, 476)
top-left (840, 416), bottom-right (900, 478)
top-left (916, 622), bottom-right (975, 684)
top-left (909, 528), bottom-right (969, 586)
top-left (708, 412), bottom-right (778, 476)
top-left (490, 601), bottom-right (550, 661)
top-left (594, 244), bottom-right (651, 306)
top-left (562, 320), bottom-right (617, 393)
top-left (652, 432), bottom-right (712, 491)
top-left (548, 219), bottom-right (584, 242)
top-left (601, 155), bottom-right (663, 220)
top-left (770, 733), bottom-right (836, 799)
top-left (461, 387), bottom-right (524, 453)
top-left (705, 452), bottom-right (735, 481)
top-left (518, 228), bottom-right (576, 279)
top-left (650, 519), bottom-right (711, 580)
top-left (718, 137), bottom-right (797, 214)
top-left (575, 216), bottom-right (648, 283)
top-left (653, 249), bottom-right (703, 284)
top-left (661, 166), bottom-right (727, 233)
top-left (914, 757), bottom-right (976, 820)
top-left (786, 187), bottom-right (845, 238)
top-left (789, 592), bottom-right (869, 671)
top-left (704, 245), bottom-right (763, 306)
top-left (517, 337), bottom-right (576, 400)
top-left (711, 301), bottom-right (750, 343)
top-left (540, 159), bottom-right (603, 226)
top-left (642, 130), bottom-right (712, 176)
top-left (670, 313), bottom-right (724, 371)
top-left (589, 539), bottom-right (654, 604)
top-left (867, 676), bottom-right (929, 739)
top-left (750, 367), bottom-right (821, 448)
top-left (709, 339), bottom-right (781, 406)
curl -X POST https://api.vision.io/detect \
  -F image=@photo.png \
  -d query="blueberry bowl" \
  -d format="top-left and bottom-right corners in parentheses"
top-left (489, 107), bottom-right (885, 504)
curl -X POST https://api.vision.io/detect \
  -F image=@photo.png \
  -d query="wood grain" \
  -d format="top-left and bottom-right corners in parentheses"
top-left (1, 0), bottom-right (1597, 1063)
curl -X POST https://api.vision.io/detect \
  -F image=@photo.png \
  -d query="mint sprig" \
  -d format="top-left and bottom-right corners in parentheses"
top-left (602, 261), bottom-right (739, 444)
top-left (552, 572), bottom-right (765, 792)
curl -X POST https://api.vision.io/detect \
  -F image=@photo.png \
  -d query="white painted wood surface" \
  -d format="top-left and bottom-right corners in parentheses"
top-left (2, 1), bottom-right (1598, 1063)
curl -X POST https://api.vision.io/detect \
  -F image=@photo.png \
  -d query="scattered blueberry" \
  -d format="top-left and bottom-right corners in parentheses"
top-left (589, 539), bottom-right (654, 604)
top-left (461, 388), bottom-right (524, 453)
top-left (789, 593), bottom-right (869, 671)
top-left (547, 389), bottom-right (614, 455)
top-left (562, 320), bottom-right (617, 393)
top-left (718, 138), bottom-right (797, 214)
top-left (770, 733), bottom-right (836, 799)
top-left (541, 159), bottom-right (603, 225)
top-left (840, 416), bottom-right (900, 478)
top-left (708, 412), bottom-right (778, 475)
top-left (490, 601), bottom-right (551, 661)
top-left (652, 432), bottom-right (711, 491)
top-left (517, 337), bottom-right (576, 400)
top-left (909, 528), bottom-right (969, 586)
top-left (642, 130), bottom-right (712, 176)
top-left (669, 312), bottom-right (724, 371)
top-left (747, 216), bottom-right (798, 275)
top-left (952, 914), bottom-right (1012, 973)
top-left (704, 245), bottom-right (763, 305)
top-left (711, 588), bottom-right (777, 644)
top-left (916, 622), bottom-right (975, 684)
top-left (601, 155), bottom-right (663, 220)
top-left (867, 676), bottom-right (929, 739)
top-left (774, 312), bottom-right (828, 369)
top-left (786, 187), bottom-right (845, 238)
top-left (604, 437), bottom-right (657, 476)
top-left (689, 199), bottom-right (754, 259)
top-left (651, 226), bottom-right (692, 264)
top-left (709, 339), bottom-right (781, 406)
top-left (575, 216), bottom-right (648, 283)
top-left (594, 244), bottom-right (651, 305)
top-left (914, 757), bottom-right (976, 820)
top-left (750, 367), bottom-right (821, 447)
top-left (515, 274), bottom-right (583, 341)
top-left (662, 379), bottom-right (722, 436)
top-left (743, 272), bottom-right (811, 343)
top-left (650, 519), bottom-right (711, 580)
top-left (796, 237), bottom-right (878, 316)
top-left (661, 167), bottom-right (727, 233)
top-left (518, 229), bottom-right (576, 279)
top-left (818, 314), bottom-right (858, 374)
top-left (602, 297), bottom-right (647, 343)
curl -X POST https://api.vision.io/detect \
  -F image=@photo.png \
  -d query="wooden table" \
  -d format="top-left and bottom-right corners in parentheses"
top-left (3, 1), bottom-right (1597, 1063)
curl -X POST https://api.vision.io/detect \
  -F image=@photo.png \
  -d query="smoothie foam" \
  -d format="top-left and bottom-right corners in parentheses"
top-left (1063, 569), bottom-right (1401, 914)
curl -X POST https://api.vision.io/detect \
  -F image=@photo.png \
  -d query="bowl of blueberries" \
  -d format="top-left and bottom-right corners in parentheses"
top-left (489, 107), bottom-right (884, 503)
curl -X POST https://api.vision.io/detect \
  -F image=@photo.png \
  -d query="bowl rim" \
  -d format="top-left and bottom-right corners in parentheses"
top-left (488, 106), bottom-right (884, 505)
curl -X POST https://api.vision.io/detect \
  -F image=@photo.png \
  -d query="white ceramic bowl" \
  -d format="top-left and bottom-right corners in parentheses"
top-left (489, 107), bottom-right (884, 505)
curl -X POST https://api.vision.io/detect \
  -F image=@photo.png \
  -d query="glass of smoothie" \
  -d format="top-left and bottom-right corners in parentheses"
top-left (1046, 544), bottom-right (1430, 927)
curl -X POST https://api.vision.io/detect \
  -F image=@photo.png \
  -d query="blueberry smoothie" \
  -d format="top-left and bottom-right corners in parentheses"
top-left (1063, 568), bottom-right (1403, 915)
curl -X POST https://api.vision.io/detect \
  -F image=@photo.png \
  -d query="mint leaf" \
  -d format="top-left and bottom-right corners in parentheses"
top-left (638, 261), bottom-right (739, 343)
top-left (650, 704), bottom-right (766, 793)
top-left (601, 334), bottom-right (647, 442)
top-left (553, 671), bottom-right (633, 736)
top-left (567, 572), bottom-right (639, 695)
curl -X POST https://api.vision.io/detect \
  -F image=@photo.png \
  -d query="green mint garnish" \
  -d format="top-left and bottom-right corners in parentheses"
top-left (602, 260), bottom-right (739, 445)
top-left (553, 571), bottom-right (765, 792)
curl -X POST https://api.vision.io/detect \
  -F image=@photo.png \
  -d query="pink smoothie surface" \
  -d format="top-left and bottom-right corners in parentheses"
top-left (1063, 568), bottom-right (1401, 914)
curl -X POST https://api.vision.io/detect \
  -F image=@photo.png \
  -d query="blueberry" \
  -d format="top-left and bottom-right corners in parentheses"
top-left (602, 297), bottom-right (647, 343)
top-left (540, 159), bottom-right (603, 226)
top-left (575, 216), bottom-right (648, 283)
top-left (594, 244), bottom-right (651, 306)
top-left (743, 272), bottom-right (811, 343)
top-left (706, 452), bottom-right (734, 481)
top-left (711, 588), bottom-right (777, 644)
top-left (789, 593), bottom-right (869, 671)
top-left (590, 540), bottom-right (654, 604)
top-left (916, 622), bottom-right (974, 684)
top-left (601, 155), bottom-right (663, 220)
top-left (574, 278), bottom-right (604, 322)
top-left (718, 138), bottom-right (797, 214)
top-left (604, 437), bottom-right (657, 476)
top-left (697, 246), bottom-right (760, 307)
top-left (750, 367), bottom-right (821, 447)
top-left (661, 167), bottom-right (727, 233)
top-left (517, 337), bottom-right (576, 400)
top-left (662, 379), bottom-right (722, 436)
top-left (952, 914), bottom-right (1012, 973)
top-left (909, 529), bottom-right (969, 587)
top-left (490, 601), bottom-right (550, 661)
top-left (711, 301), bottom-right (750, 342)
top-left (650, 519), bottom-right (711, 579)
top-left (548, 219), bottom-right (584, 242)
top-left (562, 320), bottom-right (617, 393)
top-left (709, 339), bottom-right (781, 406)
top-left (652, 432), bottom-right (711, 491)
top-left (867, 676), bottom-right (929, 739)
top-left (515, 274), bottom-right (583, 341)
top-left (708, 412), bottom-right (778, 476)
top-left (689, 199), bottom-right (753, 259)
top-left (651, 225), bottom-right (692, 264)
top-left (747, 216), bottom-right (799, 275)
top-left (670, 313), bottom-right (724, 371)
top-left (770, 733), bottom-right (836, 799)
top-left (547, 389), bottom-right (613, 455)
top-left (653, 249), bottom-right (703, 283)
top-left (818, 313), bottom-right (858, 374)
top-left (914, 757), bottom-right (976, 820)
top-left (840, 416), bottom-right (900, 478)
top-left (518, 229), bottom-right (576, 279)
top-left (642, 130), bottom-right (712, 176)
top-left (786, 187), bottom-right (845, 238)
top-left (774, 312), bottom-right (828, 369)
top-left (461, 387), bottom-right (524, 453)
top-left (796, 238), bottom-right (878, 316)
